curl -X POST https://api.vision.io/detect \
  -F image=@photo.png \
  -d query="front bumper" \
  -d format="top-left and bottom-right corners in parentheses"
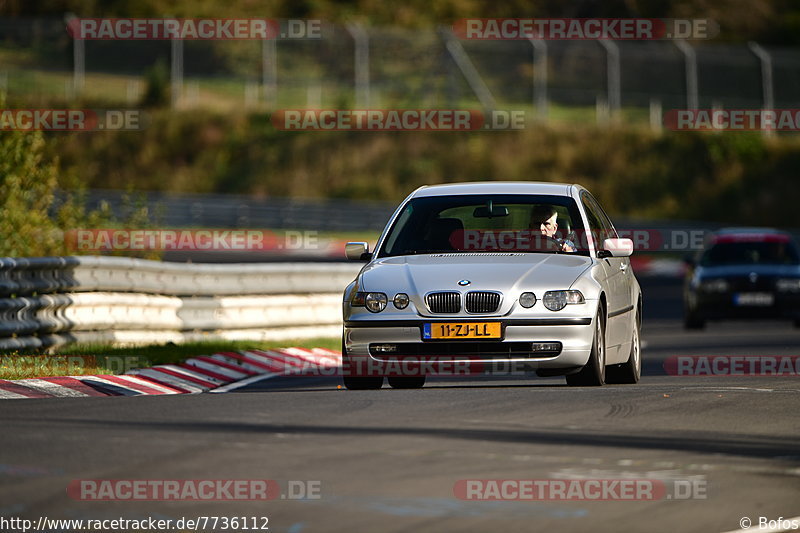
top-left (690, 291), bottom-right (800, 320)
top-left (343, 317), bottom-right (595, 369)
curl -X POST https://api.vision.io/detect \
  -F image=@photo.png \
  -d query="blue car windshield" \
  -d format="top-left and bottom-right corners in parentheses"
top-left (378, 194), bottom-right (589, 257)
top-left (701, 240), bottom-right (800, 266)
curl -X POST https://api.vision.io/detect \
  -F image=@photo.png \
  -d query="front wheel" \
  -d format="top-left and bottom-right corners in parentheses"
top-left (566, 310), bottom-right (606, 387)
top-left (341, 338), bottom-right (383, 390)
top-left (388, 376), bottom-right (426, 389)
top-left (683, 314), bottom-right (705, 330)
top-left (606, 308), bottom-right (641, 384)
top-left (683, 301), bottom-right (705, 329)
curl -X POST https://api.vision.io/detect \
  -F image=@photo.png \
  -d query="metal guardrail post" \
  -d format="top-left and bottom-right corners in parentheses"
top-left (675, 40), bottom-right (699, 110)
top-left (529, 39), bottom-right (548, 121)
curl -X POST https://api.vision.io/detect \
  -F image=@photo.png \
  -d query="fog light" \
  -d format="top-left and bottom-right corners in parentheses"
top-left (519, 292), bottom-right (537, 308)
top-left (531, 342), bottom-right (561, 353)
top-left (393, 293), bottom-right (410, 309)
top-left (701, 279), bottom-right (729, 292)
top-left (373, 344), bottom-right (397, 353)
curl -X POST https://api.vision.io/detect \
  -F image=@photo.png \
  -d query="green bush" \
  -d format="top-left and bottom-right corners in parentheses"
top-left (0, 126), bottom-right (156, 258)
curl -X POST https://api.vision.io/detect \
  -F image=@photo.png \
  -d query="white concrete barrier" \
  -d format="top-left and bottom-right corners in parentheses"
top-left (0, 256), bottom-right (360, 349)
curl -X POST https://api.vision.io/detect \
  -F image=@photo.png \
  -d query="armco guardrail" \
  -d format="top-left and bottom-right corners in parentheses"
top-left (0, 256), bottom-right (361, 350)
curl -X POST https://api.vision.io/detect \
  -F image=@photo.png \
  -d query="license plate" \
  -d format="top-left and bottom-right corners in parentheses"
top-left (423, 322), bottom-right (502, 339)
top-left (734, 292), bottom-right (774, 306)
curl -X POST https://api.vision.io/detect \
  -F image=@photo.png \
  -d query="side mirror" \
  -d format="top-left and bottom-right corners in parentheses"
top-left (345, 242), bottom-right (372, 261)
top-left (599, 238), bottom-right (633, 258)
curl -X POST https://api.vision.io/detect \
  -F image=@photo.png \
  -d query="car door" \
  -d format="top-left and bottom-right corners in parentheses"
top-left (594, 196), bottom-right (635, 356)
top-left (581, 192), bottom-right (627, 359)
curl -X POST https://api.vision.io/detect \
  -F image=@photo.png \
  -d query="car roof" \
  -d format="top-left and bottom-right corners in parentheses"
top-left (711, 227), bottom-right (794, 244)
top-left (715, 227), bottom-right (788, 236)
top-left (411, 181), bottom-right (578, 198)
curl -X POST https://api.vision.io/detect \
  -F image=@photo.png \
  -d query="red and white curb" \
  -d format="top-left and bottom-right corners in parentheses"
top-left (0, 348), bottom-right (343, 400)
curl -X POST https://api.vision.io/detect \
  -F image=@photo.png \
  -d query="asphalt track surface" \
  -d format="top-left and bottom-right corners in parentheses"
top-left (1, 277), bottom-right (798, 533)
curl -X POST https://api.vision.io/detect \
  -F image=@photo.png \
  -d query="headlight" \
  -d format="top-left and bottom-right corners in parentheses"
top-left (519, 292), bottom-right (537, 308)
top-left (776, 278), bottom-right (800, 292)
top-left (393, 293), bottom-right (410, 309)
top-left (701, 279), bottom-right (729, 292)
top-left (352, 291), bottom-right (388, 312)
top-left (365, 292), bottom-right (388, 313)
top-left (543, 290), bottom-right (585, 311)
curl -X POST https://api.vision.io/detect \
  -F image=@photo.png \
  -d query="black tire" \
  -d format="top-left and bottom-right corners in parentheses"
top-left (606, 307), bottom-right (641, 384)
top-left (342, 375), bottom-right (384, 390)
top-left (566, 309), bottom-right (606, 386)
top-left (683, 296), bottom-right (705, 329)
top-left (683, 314), bottom-right (705, 330)
top-left (341, 338), bottom-right (383, 390)
top-left (388, 376), bottom-right (426, 389)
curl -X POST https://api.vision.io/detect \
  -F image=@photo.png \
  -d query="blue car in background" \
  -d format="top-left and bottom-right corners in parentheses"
top-left (683, 228), bottom-right (800, 329)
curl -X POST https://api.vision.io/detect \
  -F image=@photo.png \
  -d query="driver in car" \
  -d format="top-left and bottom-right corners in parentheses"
top-left (530, 205), bottom-right (576, 252)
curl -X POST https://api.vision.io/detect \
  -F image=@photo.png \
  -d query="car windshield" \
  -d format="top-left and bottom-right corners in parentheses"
top-left (379, 194), bottom-right (589, 257)
top-left (700, 239), bottom-right (800, 266)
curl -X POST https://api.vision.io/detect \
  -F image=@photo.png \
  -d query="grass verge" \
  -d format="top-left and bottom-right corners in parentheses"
top-left (0, 337), bottom-right (340, 380)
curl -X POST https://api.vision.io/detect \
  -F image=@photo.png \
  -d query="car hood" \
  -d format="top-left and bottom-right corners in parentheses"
top-left (697, 264), bottom-right (800, 278)
top-left (359, 253), bottom-right (593, 294)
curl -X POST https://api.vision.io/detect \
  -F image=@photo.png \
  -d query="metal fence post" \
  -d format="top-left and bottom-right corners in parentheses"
top-left (530, 39), bottom-right (548, 121)
top-left (748, 42), bottom-right (774, 135)
top-left (439, 27), bottom-right (496, 113)
top-left (675, 40), bottom-right (699, 109)
top-left (650, 98), bottom-right (662, 132)
top-left (65, 13), bottom-right (84, 98)
top-left (171, 36), bottom-right (183, 108)
top-left (262, 37), bottom-right (277, 108)
top-left (599, 40), bottom-right (621, 120)
top-left (347, 24), bottom-right (370, 108)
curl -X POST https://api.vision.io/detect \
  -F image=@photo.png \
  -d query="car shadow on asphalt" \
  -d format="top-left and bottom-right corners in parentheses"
top-left (32, 415), bottom-right (800, 460)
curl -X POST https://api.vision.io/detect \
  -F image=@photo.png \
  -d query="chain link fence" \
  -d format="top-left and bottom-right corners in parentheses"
top-left (1, 18), bottom-right (799, 118)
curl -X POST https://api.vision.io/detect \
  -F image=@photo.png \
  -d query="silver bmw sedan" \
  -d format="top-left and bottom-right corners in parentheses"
top-left (342, 182), bottom-right (642, 389)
